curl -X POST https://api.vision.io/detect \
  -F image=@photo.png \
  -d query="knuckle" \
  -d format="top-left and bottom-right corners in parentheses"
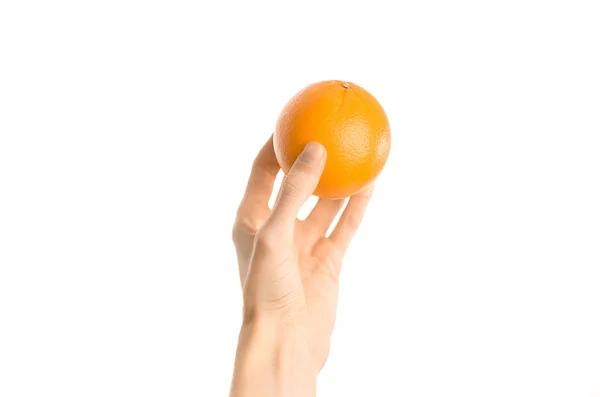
top-left (235, 202), bottom-right (267, 233)
top-left (281, 178), bottom-right (303, 200)
top-left (293, 162), bottom-right (317, 178)
top-left (232, 211), bottom-right (263, 246)
top-left (234, 214), bottom-right (258, 234)
top-left (254, 227), bottom-right (279, 250)
top-left (251, 157), bottom-right (278, 178)
top-left (265, 290), bottom-right (305, 313)
top-left (231, 225), bottom-right (240, 244)
top-left (231, 224), bottom-right (249, 245)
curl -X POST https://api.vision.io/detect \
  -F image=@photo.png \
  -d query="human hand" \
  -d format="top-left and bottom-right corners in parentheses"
top-left (230, 136), bottom-right (373, 397)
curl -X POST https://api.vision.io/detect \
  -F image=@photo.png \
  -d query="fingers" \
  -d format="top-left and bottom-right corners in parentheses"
top-left (329, 185), bottom-right (374, 252)
top-left (270, 142), bottom-right (326, 225)
top-left (237, 135), bottom-right (280, 217)
top-left (304, 198), bottom-right (345, 235)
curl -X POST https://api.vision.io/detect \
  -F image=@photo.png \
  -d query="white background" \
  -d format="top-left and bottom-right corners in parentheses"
top-left (1, 1), bottom-right (599, 396)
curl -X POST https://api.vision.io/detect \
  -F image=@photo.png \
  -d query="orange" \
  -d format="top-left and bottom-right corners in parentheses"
top-left (273, 80), bottom-right (391, 199)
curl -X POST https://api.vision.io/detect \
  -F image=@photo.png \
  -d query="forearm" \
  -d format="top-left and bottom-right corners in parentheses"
top-left (230, 320), bottom-right (318, 397)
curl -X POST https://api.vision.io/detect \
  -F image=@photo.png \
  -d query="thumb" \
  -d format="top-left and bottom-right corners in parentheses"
top-left (271, 142), bottom-right (326, 224)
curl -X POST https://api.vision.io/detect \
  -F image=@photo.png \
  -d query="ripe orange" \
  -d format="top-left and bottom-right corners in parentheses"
top-left (273, 80), bottom-right (391, 199)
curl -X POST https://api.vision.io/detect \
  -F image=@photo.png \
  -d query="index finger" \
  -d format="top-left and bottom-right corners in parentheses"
top-left (238, 135), bottom-right (281, 214)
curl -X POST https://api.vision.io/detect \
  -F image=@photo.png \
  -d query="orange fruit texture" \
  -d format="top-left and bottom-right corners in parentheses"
top-left (273, 80), bottom-right (391, 199)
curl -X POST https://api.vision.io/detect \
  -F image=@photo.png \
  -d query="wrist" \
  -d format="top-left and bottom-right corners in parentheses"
top-left (230, 319), bottom-right (317, 397)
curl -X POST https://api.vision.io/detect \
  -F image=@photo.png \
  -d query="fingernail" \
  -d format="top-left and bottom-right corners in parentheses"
top-left (299, 142), bottom-right (325, 166)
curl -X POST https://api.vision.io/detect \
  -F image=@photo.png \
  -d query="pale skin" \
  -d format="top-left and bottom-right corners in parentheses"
top-left (230, 136), bottom-right (374, 397)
